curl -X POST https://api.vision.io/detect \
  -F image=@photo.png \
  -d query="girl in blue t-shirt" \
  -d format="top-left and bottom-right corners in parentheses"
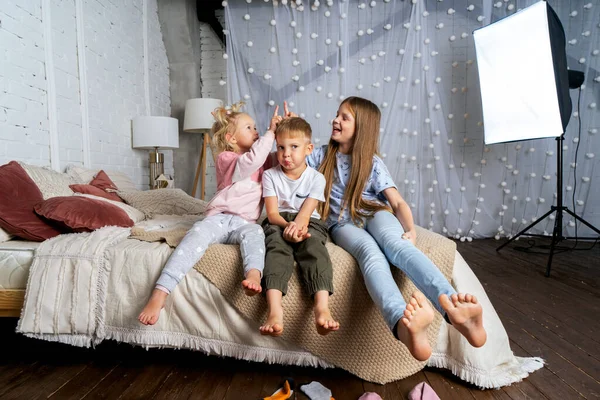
top-left (298, 97), bottom-right (487, 361)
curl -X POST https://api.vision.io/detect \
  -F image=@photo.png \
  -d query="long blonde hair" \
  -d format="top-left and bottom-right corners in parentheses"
top-left (318, 97), bottom-right (392, 225)
top-left (211, 101), bottom-right (246, 154)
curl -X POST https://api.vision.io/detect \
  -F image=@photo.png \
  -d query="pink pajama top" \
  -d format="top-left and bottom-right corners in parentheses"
top-left (205, 130), bottom-right (276, 223)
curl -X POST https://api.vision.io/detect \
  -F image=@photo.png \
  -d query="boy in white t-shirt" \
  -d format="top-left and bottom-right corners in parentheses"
top-left (259, 117), bottom-right (340, 337)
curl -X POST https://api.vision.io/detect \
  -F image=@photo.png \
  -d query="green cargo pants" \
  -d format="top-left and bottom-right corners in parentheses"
top-left (262, 212), bottom-right (334, 296)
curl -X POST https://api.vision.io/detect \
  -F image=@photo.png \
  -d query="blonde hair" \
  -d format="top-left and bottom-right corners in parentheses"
top-left (211, 101), bottom-right (246, 154)
top-left (275, 117), bottom-right (312, 142)
top-left (318, 96), bottom-right (392, 225)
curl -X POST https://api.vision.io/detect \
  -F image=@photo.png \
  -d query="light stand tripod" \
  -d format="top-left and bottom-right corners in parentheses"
top-left (497, 133), bottom-right (600, 277)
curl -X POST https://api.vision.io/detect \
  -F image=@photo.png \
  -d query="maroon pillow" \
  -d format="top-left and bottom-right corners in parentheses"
top-left (34, 196), bottom-right (134, 233)
top-left (0, 161), bottom-right (64, 241)
top-left (69, 184), bottom-right (123, 202)
top-left (69, 170), bottom-right (123, 202)
top-left (91, 170), bottom-right (119, 191)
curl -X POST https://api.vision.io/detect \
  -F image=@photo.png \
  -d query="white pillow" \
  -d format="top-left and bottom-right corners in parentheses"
top-left (73, 193), bottom-right (146, 223)
top-left (17, 162), bottom-right (74, 199)
top-left (66, 164), bottom-right (138, 191)
top-left (0, 227), bottom-right (14, 243)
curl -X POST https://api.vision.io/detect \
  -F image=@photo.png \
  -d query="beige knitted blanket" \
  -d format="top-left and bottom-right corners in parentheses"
top-left (130, 223), bottom-right (455, 383)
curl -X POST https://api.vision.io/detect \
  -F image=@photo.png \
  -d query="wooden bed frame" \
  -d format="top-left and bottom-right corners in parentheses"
top-left (0, 289), bottom-right (24, 317)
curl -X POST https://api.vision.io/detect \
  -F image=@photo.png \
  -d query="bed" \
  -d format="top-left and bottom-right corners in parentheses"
top-left (0, 241), bottom-right (37, 317)
top-left (0, 161), bottom-right (543, 388)
top-left (6, 216), bottom-right (542, 388)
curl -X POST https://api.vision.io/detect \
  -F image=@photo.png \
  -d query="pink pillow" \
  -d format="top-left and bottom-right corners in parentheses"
top-left (69, 170), bottom-right (123, 202)
top-left (34, 196), bottom-right (134, 232)
top-left (69, 184), bottom-right (123, 203)
top-left (91, 170), bottom-right (119, 191)
top-left (0, 161), bottom-right (64, 241)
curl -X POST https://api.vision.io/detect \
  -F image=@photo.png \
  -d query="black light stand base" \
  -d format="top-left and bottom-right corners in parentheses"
top-left (496, 136), bottom-right (600, 277)
top-left (496, 206), bottom-right (600, 277)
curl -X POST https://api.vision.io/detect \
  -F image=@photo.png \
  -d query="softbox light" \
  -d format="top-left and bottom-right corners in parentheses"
top-left (474, 1), bottom-right (572, 145)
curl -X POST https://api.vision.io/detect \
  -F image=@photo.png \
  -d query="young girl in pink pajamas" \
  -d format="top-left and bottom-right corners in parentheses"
top-left (139, 102), bottom-right (281, 325)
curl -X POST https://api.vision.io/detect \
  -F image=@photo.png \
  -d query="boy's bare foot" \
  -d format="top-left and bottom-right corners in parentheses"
top-left (261, 289), bottom-right (284, 337)
top-left (440, 293), bottom-right (487, 348)
top-left (314, 306), bottom-right (340, 335)
top-left (313, 290), bottom-right (339, 335)
top-left (242, 269), bottom-right (262, 296)
top-left (260, 314), bottom-right (284, 337)
top-left (396, 291), bottom-right (434, 361)
top-left (138, 289), bottom-right (168, 325)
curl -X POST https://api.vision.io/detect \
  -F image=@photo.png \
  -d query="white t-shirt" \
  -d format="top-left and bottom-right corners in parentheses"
top-left (262, 165), bottom-right (326, 219)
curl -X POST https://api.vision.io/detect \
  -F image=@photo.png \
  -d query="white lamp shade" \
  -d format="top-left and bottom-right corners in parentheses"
top-left (183, 98), bottom-right (223, 133)
top-left (132, 116), bottom-right (179, 149)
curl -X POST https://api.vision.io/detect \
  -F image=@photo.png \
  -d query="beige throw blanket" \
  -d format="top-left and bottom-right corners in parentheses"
top-left (131, 221), bottom-right (455, 383)
top-left (17, 227), bottom-right (131, 346)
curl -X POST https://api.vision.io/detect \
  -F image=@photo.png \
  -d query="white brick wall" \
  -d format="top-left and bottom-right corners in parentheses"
top-left (0, 0), bottom-right (171, 189)
top-left (148, 0), bottom-right (172, 179)
top-left (200, 21), bottom-right (226, 199)
top-left (0, 2), bottom-right (49, 164)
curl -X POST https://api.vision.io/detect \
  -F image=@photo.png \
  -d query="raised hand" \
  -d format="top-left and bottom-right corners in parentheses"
top-left (269, 105), bottom-right (283, 132)
top-left (283, 101), bottom-right (298, 119)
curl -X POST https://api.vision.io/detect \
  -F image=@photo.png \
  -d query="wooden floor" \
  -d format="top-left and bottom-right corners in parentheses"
top-left (0, 238), bottom-right (598, 399)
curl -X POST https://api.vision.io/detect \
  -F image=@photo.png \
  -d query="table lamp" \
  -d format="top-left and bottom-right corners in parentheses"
top-left (132, 116), bottom-right (179, 190)
top-left (183, 98), bottom-right (223, 199)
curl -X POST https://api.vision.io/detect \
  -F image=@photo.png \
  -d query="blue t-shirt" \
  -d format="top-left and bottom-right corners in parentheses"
top-left (306, 145), bottom-right (397, 227)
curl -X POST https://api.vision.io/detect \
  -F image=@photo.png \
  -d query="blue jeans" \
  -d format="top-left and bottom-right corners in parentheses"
top-left (330, 211), bottom-right (456, 332)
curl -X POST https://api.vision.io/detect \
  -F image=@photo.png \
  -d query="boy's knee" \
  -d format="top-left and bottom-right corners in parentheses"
top-left (263, 224), bottom-right (282, 236)
top-left (265, 229), bottom-right (285, 241)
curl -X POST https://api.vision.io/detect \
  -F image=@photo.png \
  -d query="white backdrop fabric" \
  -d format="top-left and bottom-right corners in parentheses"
top-left (223, 0), bottom-right (599, 240)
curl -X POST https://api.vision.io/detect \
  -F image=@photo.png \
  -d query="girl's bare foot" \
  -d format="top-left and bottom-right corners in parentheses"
top-left (396, 291), bottom-right (434, 361)
top-left (260, 289), bottom-right (284, 337)
top-left (138, 289), bottom-right (168, 325)
top-left (242, 268), bottom-right (262, 296)
top-left (440, 293), bottom-right (487, 348)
